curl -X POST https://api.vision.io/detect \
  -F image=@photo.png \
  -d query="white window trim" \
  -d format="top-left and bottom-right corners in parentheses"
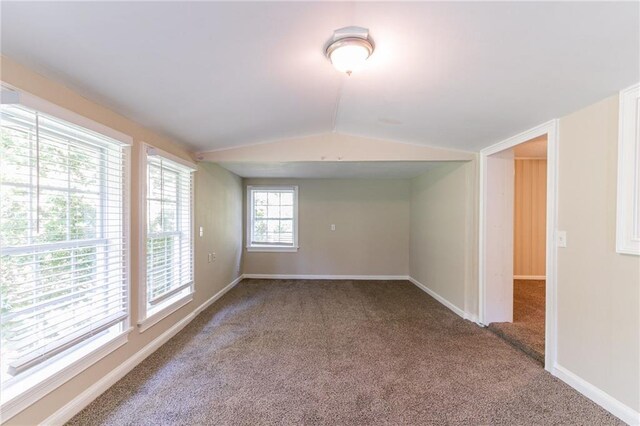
top-left (246, 185), bottom-right (299, 252)
top-left (137, 294), bottom-right (193, 333)
top-left (0, 84), bottom-right (133, 421)
top-left (616, 83), bottom-right (640, 255)
top-left (137, 143), bottom-right (197, 331)
top-left (1, 85), bottom-right (133, 146)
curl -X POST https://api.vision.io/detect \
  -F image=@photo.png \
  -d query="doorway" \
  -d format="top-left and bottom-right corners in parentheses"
top-left (479, 121), bottom-right (558, 372)
top-left (487, 136), bottom-right (547, 364)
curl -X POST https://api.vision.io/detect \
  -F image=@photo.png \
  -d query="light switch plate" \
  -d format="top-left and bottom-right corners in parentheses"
top-left (199, 226), bottom-right (204, 237)
top-left (331, 224), bottom-right (336, 231)
top-left (557, 231), bottom-right (567, 248)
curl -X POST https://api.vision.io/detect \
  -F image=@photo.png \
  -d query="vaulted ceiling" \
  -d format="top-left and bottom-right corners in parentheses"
top-left (1, 2), bottom-right (638, 153)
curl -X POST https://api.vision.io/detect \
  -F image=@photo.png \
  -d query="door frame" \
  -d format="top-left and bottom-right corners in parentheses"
top-left (479, 119), bottom-right (559, 371)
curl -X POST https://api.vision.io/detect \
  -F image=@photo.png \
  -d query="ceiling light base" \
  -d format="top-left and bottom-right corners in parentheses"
top-left (325, 26), bottom-right (374, 76)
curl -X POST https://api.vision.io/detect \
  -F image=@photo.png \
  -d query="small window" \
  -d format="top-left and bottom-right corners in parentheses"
top-left (139, 145), bottom-right (196, 328)
top-left (247, 186), bottom-right (298, 252)
top-left (0, 101), bottom-right (129, 404)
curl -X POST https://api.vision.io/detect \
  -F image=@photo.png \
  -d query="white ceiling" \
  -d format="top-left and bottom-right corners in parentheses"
top-left (218, 161), bottom-right (440, 179)
top-left (2, 2), bottom-right (638, 153)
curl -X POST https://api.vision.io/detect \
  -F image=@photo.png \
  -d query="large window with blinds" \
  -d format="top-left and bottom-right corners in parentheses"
top-left (246, 186), bottom-right (298, 252)
top-left (0, 102), bottom-right (129, 393)
top-left (141, 146), bottom-right (195, 324)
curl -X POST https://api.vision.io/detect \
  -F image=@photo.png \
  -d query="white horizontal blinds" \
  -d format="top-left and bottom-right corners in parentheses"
top-left (0, 105), bottom-right (127, 377)
top-left (251, 188), bottom-right (295, 246)
top-left (146, 153), bottom-right (193, 307)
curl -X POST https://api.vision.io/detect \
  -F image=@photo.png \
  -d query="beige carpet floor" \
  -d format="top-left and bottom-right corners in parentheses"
top-left (68, 279), bottom-right (621, 425)
top-left (488, 280), bottom-right (546, 364)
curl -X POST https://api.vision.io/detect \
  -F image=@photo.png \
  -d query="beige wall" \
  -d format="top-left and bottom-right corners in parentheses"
top-left (199, 132), bottom-right (475, 163)
top-left (195, 162), bottom-right (244, 293)
top-left (557, 95), bottom-right (640, 412)
top-left (242, 178), bottom-right (410, 276)
top-left (514, 159), bottom-right (547, 277)
top-left (409, 162), bottom-right (478, 316)
top-left (1, 56), bottom-right (244, 424)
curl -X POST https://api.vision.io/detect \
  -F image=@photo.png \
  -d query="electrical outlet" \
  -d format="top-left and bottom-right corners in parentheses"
top-left (557, 231), bottom-right (567, 248)
top-left (212, 252), bottom-right (216, 262)
top-left (207, 253), bottom-right (212, 263)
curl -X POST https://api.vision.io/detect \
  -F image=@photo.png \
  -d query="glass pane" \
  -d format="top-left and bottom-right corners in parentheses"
top-left (162, 201), bottom-right (177, 232)
top-left (0, 126), bottom-right (34, 186)
top-left (38, 139), bottom-right (68, 189)
top-left (253, 220), bottom-right (267, 241)
top-left (148, 164), bottom-right (162, 199)
top-left (267, 192), bottom-right (280, 205)
top-left (254, 192), bottom-right (267, 206)
top-left (267, 205), bottom-right (280, 219)
top-left (280, 192), bottom-right (293, 205)
top-left (254, 205), bottom-right (267, 218)
top-left (280, 219), bottom-right (293, 233)
top-left (148, 200), bottom-right (163, 234)
top-left (267, 220), bottom-right (281, 235)
top-left (69, 144), bottom-right (101, 192)
top-left (0, 185), bottom-right (31, 246)
top-left (162, 169), bottom-right (178, 203)
top-left (280, 205), bottom-right (293, 219)
top-left (69, 193), bottom-right (97, 239)
top-left (38, 189), bottom-right (68, 243)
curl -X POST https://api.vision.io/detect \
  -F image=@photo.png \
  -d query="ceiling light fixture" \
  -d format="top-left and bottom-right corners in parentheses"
top-left (325, 26), bottom-right (374, 76)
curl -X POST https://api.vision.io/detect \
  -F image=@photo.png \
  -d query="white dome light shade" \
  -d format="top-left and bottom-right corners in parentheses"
top-left (326, 37), bottom-right (374, 75)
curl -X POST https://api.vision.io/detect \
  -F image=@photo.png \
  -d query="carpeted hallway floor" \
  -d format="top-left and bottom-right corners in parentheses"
top-left (68, 279), bottom-right (621, 425)
top-left (488, 280), bottom-right (546, 364)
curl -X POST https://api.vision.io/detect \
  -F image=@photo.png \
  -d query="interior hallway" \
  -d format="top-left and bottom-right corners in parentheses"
top-left (68, 279), bottom-right (617, 425)
top-left (488, 280), bottom-right (546, 364)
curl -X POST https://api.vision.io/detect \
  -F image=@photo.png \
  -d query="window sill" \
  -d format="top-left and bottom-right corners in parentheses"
top-left (1, 326), bottom-right (132, 422)
top-left (246, 246), bottom-right (299, 253)
top-left (138, 293), bottom-right (193, 333)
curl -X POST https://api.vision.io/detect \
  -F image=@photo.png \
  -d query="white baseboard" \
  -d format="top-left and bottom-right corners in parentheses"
top-left (407, 277), bottom-right (467, 319)
top-left (514, 275), bottom-right (546, 280)
top-left (464, 312), bottom-right (480, 324)
top-left (242, 274), bottom-right (410, 281)
top-left (552, 364), bottom-right (639, 425)
top-left (41, 275), bottom-right (244, 426)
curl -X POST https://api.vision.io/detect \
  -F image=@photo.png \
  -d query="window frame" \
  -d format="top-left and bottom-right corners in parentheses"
top-left (0, 84), bottom-right (133, 421)
top-left (137, 143), bottom-right (197, 332)
top-left (616, 82), bottom-right (640, 256)
top-left (246, 185), bottom-right (299, 252)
